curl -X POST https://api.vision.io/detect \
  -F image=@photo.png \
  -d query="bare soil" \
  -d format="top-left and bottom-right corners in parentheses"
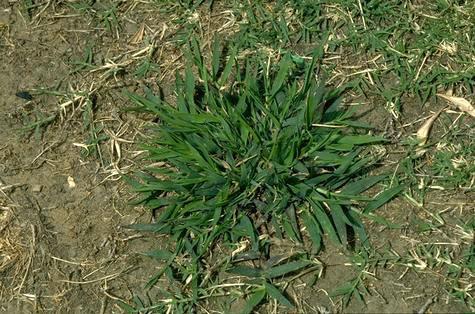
top-left (0, 4), bottom-right (160, 313)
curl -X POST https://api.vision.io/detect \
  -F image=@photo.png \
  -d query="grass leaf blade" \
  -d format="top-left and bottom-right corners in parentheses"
top-left (264, 283), bottom-right (294, 308)
top-left (364, 185), bottom-right (404, 213)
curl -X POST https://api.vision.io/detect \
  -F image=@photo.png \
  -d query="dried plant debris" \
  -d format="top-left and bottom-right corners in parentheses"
top-left (437, 93), bottom-right (475, 118)
top-left (416, 108), bottom-right (446, 146)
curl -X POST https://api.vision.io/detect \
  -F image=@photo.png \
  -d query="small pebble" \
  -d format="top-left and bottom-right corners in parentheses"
top-left (67, 176), bottom-right (76, 188)
top-left (32, 184), bottom-right (42, 193)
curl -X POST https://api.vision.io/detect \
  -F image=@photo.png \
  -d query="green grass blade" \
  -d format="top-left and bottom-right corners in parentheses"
top-left (228, 266), bottom-right (263, 278)
top-left (308, 197), bottom-right (340, 244)
top-left (236, 215), bottom-right (259, 250)
top-left (270, 55), bottom-right (292, 98)
top-left (337, 135), bottom-right (387, 145)
top-left (364, 185), bottom-right (404, 213)
top-left (211, 37), bottom-right (222, 80)
top-left (264, 282), bottom-right (294, 308)
top-left (123, 223), bottom-right (162, 232)
top-left (302, 210), bottom-right (322, 253)
top-left (218, 45), bottom-right (237, 86)
top-left (144, 249), bottom-right (174, 261)
top-left (340, 175), bottom-right (388, 195)
top-left (184, 61), bottom-right (196, 113)
top-left (265, 260), bottom-right (311, 279)
top-left (241, 288), bottom-right (266, 314)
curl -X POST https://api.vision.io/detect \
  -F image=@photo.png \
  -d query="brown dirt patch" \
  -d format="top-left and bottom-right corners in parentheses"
top-left (0, 3), bottom-right (160, 312)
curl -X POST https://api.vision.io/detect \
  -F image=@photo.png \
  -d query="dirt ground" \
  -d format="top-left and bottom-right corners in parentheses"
top-left (0, 2), bottom-right (473, 314)
top-left (0, 3), bottom-right (163, 313)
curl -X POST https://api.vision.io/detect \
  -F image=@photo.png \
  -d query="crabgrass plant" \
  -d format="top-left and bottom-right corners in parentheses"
top-left (124, 39), bottom-right (402, 312)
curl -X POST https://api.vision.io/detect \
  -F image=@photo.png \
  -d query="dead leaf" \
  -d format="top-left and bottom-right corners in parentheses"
top-left (437, 93), bottom-right (475, 117)
top-left (129, 23), bottom-right (145, 45)
top-left (416, 108), bottom-right (445, 146)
